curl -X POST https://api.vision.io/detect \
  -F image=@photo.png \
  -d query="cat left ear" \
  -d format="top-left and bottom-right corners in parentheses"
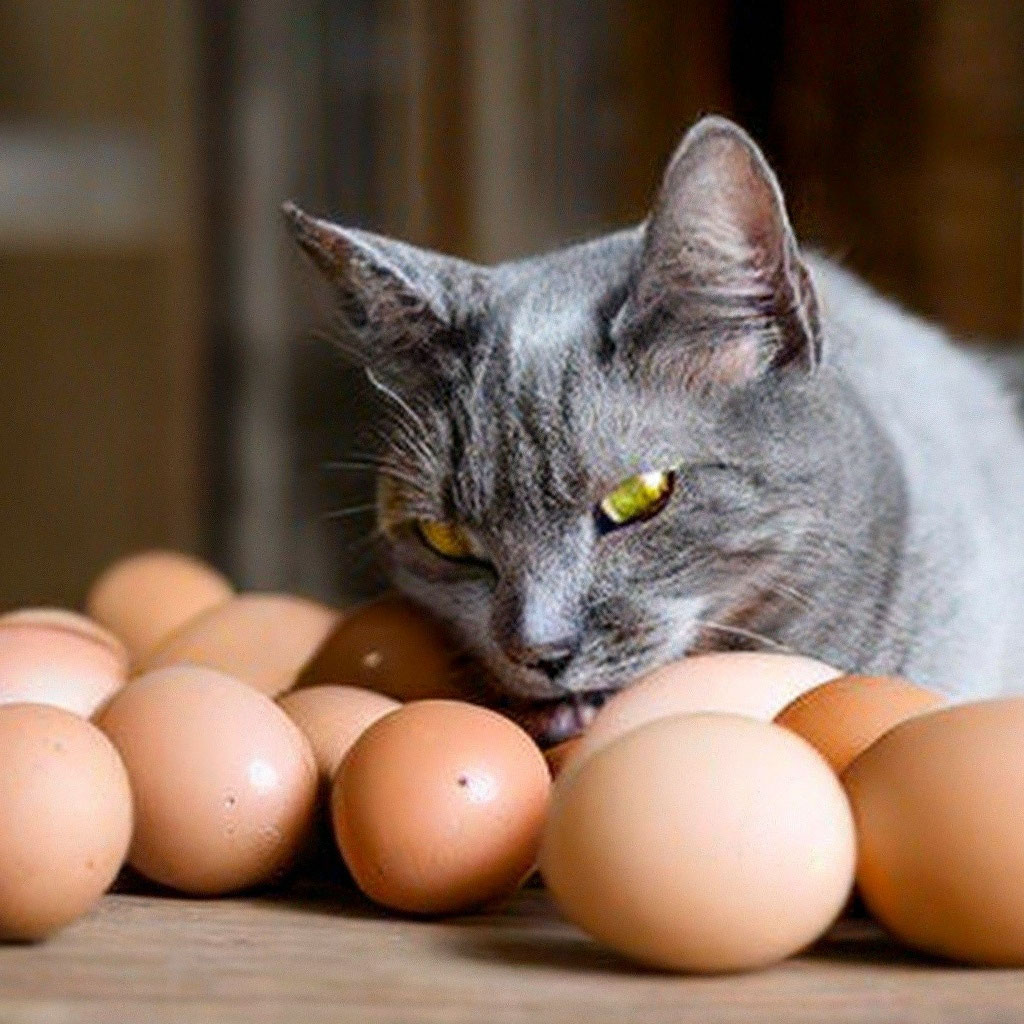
top-left (282, 201), bottom-right (475, 378)
top-left (611, 116), bottom-right (821, 393)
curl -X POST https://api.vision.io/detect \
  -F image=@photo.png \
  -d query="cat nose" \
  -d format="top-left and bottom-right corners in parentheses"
top-left (503, 637), bottom-right (579, 679)
top-left (493, 570), bottom-right (582, 681)
top-left (533, 648), bottom-right (576, 680)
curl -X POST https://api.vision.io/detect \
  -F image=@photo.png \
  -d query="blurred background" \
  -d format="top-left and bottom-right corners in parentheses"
top-left (0, 0), bottom-right (1021, 611)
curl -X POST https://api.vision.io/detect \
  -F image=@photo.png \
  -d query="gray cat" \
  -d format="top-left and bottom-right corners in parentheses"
top-left (285, 116), bottom-right (1024, 746)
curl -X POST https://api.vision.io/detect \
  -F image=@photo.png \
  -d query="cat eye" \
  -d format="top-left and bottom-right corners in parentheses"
top-left (596, 470), bottom-right (676, 531)
top-left (416, 519), bottom-right (479, 561)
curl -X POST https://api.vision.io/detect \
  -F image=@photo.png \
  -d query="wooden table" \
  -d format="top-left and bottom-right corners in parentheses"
top-left (1, 880), bottom-right (1021, 1023)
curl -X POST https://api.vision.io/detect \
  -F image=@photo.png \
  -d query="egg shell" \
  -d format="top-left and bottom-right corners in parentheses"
top-left (775, 674), bottom-right (943, 775)
top-left (0, 704), bottom-right (133, 940)
top-left (332, 699), bottom-right (550, 915)
top-left (574, 652), bottom-right (840, 764)
top-left (0, 608), bottom-right (129, 669)
top-left (297, 596), bottom-right (464, 701)
top-left (544, 738), bottom-right (581, 779)
top-left (541, 712), bottom-right (856, 973)
top-left (96, 666), bottom-right (317, 896)
top-left (277, 685), bottom-right (400, 870)
top-left (278, 685), bottom-right (400, 784)
top-left (0, 622), bottom-right (126, 718)
top-left (844, 698), bottom-right (1024, 966)
top-left (141, 593), bottom-right (339, 698)
top-left (86, 550), bottom-right (234, 664)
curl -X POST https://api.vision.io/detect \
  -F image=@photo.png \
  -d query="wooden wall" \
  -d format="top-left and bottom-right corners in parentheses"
top-left (0, 3), bottom-right (203, 609)
top-left (777, 0), bottom-right (1023, 339)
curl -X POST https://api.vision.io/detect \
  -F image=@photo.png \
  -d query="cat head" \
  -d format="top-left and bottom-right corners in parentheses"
top-left (286, 116), bottom-right (831, 744)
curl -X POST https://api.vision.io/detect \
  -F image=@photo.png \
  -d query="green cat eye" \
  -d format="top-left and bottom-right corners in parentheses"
top-left (598, 470), bottom-right (675, 529)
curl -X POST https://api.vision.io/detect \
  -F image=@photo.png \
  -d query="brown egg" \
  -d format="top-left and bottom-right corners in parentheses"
top-left (775, 674), bottom-right (943, 775)
top-left (333, 700), bottom-right (550, 914)
top-left (86, 550), bottom-right (234, 664)
top-left (844, 698), bottom-right (1024, 965)
top-left (297, 596), bottom-right (464, 701)
top-left (0, 621), bottom-right (127, 718)
top-left (0, 608), bottom-right (129, 669)
top-left (541, 713), bottom-right (856, 972)
top-left (278, 685), bottom-right (400, 784)
top-left (544, 738), bottom-right (581, 779)
top-left (97, 666), bottom-right (317, 896)
top-left (277, 686), bottom-right (401, 869)
top-left (0, 704), bottom-right (132, 940)
top-left (141, 593), bottom-right (339, 698)
top-left (575, 652), bottom-right (840, 765)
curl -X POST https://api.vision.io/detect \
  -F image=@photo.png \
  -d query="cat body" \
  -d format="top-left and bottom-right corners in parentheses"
top-left (287, 116), bottom-right (1024, 742)
top-left (762, 256), bottom-right (1024, 699)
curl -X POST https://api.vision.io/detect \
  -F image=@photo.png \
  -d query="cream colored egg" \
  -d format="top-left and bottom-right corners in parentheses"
top-left (97, 666), bottom-right (317, 896)
top-left (541, 713), bottom-right (855, 973)
top-left (575, 652), bottom-right (840, 764)
top-left (0, 608), bottom-right (128, 669)
top-left (86, 551), bottom-right (234, 665)
top-left (141, 593), bottom-right (339, 698)
top-left (0, 704), bottom-right (133, 940)
top-left (0, 622), bottom-right (127, 718)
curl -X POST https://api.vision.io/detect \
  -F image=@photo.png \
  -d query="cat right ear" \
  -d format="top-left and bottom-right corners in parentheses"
top-left (610, 117), bottom-right (821, 396)
top-left (282, 201), bottom-right (471, 374)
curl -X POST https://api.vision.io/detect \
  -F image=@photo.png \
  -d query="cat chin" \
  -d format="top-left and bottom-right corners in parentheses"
top-left (497, 690), bottom-right (613, 748)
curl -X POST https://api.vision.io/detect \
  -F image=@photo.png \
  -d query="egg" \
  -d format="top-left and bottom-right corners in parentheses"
top-left (296, 596), bottom-right (464, 701)
top-left (844, 698), bottom-right (1024, 965)
top-left (86, 550), bottom-right (234, 664)
top-left (277, 685), bottom-right (401, 868)
top-left (540, 713), bottom-right (855, 973)
top-left (775, 674), bottom-right (943, 775)
top-left (0, 620), bottom-right (127, 718)
top-left (278, 685), bottom-right (400, 785)
top-left (0, 607), bottom-right (129, 668)
top-left (96, 666), bottom-right (317, 895)
top-left (574, 652), bottom-right (840, 764)
top-left (0, 704), bottom-right (132, 940)
top-left (544, 738), bottom-right (581, 779)
top-left (140, 593), bottom-right (339, 698)
top-left (332, 700), bottom-right (550, 914)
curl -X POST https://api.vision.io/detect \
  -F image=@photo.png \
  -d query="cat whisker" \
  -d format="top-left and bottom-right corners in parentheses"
top-left (379, 419), bottom-right (440, 487)
top-left (694, 620), bottom-right (795, 654)
top-left (761, 579), bottom-right (814, 611)
top-left (323, 449), bottom-right (388, 468)
top-left (323, 459), bottom-right (378, 472)
top-left (322, 503), bottom-right (378, 521)
top-left (322, 456), bottom-right (425, 493)
top-left (365, 367), bottom-right (429, 435)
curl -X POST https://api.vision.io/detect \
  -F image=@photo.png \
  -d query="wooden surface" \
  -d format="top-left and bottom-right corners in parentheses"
top-left (1, 880), bottom-right (1023, 1023)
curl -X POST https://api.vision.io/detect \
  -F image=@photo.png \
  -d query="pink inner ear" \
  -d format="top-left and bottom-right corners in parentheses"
top-left (282, 202), bottom-right (353, 284)
top-left (618, 118), bottom-right (821, 391)
top-left (681, 335), bottom-right (766, 393)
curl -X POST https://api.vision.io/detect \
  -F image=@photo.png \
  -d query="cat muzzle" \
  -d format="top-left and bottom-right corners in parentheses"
top-left (499, 689), bottom-right (613, 747)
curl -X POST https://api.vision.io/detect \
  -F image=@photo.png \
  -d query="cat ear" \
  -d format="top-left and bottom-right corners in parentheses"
top-left (282, 201), bottom-right (474, 376)
top-left (611, 116), bottom-right (821, 393)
